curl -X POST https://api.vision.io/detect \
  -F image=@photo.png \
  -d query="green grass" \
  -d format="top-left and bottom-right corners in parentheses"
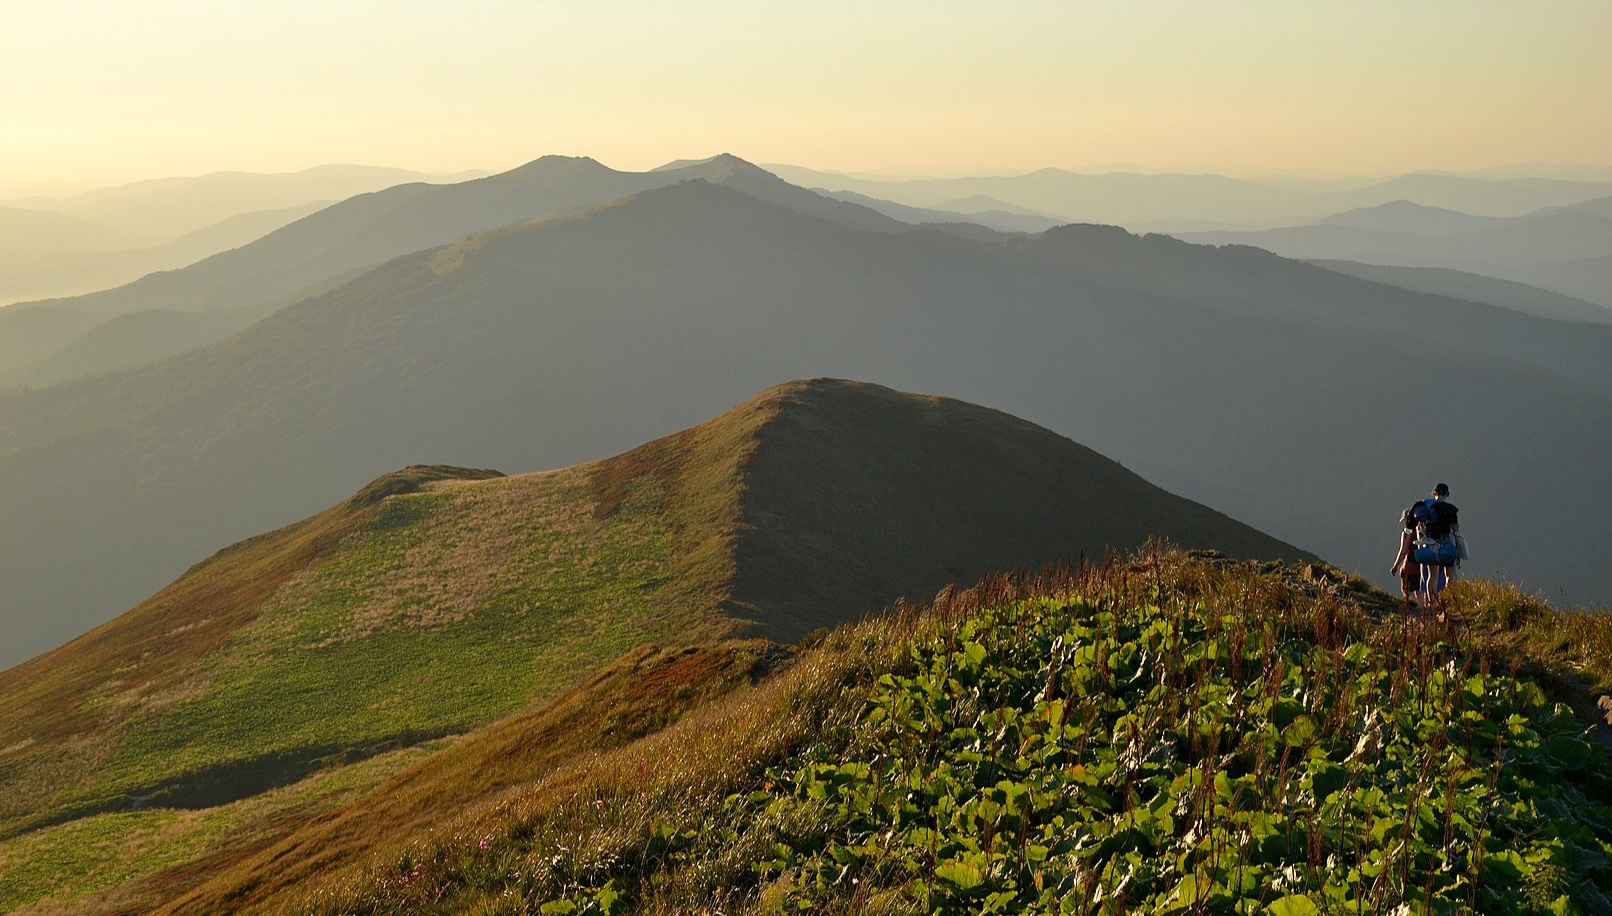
top-left (39, 466), bottom-right (690, 821)
top-left (1449, 579), bottom-right (1612, 695)
top-left (0, 740), bottom-right (447, 915)
top-left (0, 383), bottom-right (769, 906)
top-left (151, 642), bottom-right (779, 915)
top-left (291, 552), bottom-right (1612, 915)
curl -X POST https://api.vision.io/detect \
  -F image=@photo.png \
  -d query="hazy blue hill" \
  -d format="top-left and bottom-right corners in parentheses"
top-left (1175, 200), bottom-right (1612, 308)
top-left (820, 188), bottom-right (1060, 233)
top-left (0, 205), bottom-right (130, 254)
top-left (0, 305), bottom-right (104, 372)
top-left (1313, 172), bottom-right (1612, 217)
top-left (27, 163), bottom-right (477, 241)
top-left (143, 199), bottom-right (335, 261)
top-left (0, 201), bottom-right (332, 307)
top-left (1309, 259), bottom-right (1612, 324)
top-left (767, 164), bottom-right (1612, 228)
top-left (1459, 163), bottom-right (1612, 182)
top-left (762, 165), bottom-right (1317, 225)
top-left (0, 304), bottom-right (276, 388)
top-left (936, 194), bottom-right (1060, 218)
top-left (1, 167), bottom-right (473, 307)
top-left (1317, 199), bottom-right (1507, 234)
top-left (1, 179), bottom-right (1611, 666)
top-left (1551, 194), bottom-right (1612, 219)
top-left (1178, 209), bottom-right (1612, 266)
top-left (1504, 251), bottom-right (1612, 308)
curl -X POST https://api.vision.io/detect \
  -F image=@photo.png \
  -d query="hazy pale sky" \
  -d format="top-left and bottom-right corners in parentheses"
top-left (5, 0), bottom-right (1610, 192)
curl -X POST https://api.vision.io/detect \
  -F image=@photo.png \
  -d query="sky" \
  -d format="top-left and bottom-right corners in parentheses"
top-left (4, 0), bottom-right (1611, 193)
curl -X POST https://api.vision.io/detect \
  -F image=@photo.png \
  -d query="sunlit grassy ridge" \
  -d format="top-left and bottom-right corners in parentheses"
top-left (287, 554), bottom-right (1612, 916)
top-left (0, 375), bottom-right (786, 843)
top-left (0, 462), bottom-right (692, 834)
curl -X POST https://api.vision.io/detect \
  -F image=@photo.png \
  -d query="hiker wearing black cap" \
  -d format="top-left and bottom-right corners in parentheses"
top-left (1413, 483), bottom-right (1460, 609)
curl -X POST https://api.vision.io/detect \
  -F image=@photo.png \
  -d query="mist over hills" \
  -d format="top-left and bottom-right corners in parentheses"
top-left (1176, 197), bottom-right (1612, 308)
top-left (1316, 199), bottom-right (1509, 235)
top-left (8, 153), bottom-right (899, 320)
top-left (2, 171), bottom-right (1610, 667)
top-left (1499, 252), bottom-right (1612, 309)
top-left (765, 164), bottom-right (1612, 230)
top-left (3, 164), bottom-right (485, 241)
top-left (0, 155), bottom-right (901, 386)
top-left (817, 189), bottom-right (1063, 234)
top-left (1307, 260), bottom-right (1612, 325)
top-left (0, 165), bottom-right (481, 306)
top-left (0, 205), bottom-right (134, 254)
top-left (1311, 173), bottom-right (1612, 218)
top-left (0, 303), bottom-right (277, 388)
top-left (0, 201), bottom-right (333, 308)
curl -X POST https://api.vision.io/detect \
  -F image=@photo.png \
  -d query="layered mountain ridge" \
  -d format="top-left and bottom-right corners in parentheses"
top-left (3, 171), bottom-right (1611, 666)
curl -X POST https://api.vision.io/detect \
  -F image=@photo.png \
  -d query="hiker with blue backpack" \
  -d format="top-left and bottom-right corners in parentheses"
top-left (1411, 483), bottom-right (1462, 610)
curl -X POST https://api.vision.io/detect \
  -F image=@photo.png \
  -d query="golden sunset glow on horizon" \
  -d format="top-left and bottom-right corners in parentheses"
top-left (4, 0), bottom-right (1611, 192)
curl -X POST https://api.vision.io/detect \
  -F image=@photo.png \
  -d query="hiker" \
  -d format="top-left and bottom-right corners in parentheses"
top-left (1389, 506), bottom-right (1423, 609)
top-left (1413, 483), bottom-right (1460, 609)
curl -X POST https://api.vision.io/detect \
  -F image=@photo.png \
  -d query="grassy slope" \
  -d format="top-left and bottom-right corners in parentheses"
top-left (0, 415), bottom-right (753, 836)
top-left (0, 379), bottom-right (1315, 913)
top-left (266, 553), bottom-right (1612, 916)
top-left (142, 641), bottom-right (779, 916)
top-left (0, 381), bottom-right (781, 909)
top-left (0, 740), bottom-right (450, 916)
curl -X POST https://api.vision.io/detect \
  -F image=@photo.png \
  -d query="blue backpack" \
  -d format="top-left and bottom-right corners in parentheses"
top-left (1412, 498), bottom-right (1460, 565)
top-left (1414, 498), bottom-right (1458, 541)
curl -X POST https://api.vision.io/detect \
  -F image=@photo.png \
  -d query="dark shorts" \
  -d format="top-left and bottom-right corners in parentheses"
top-left (1400, 562), bottom-right (1421, 591)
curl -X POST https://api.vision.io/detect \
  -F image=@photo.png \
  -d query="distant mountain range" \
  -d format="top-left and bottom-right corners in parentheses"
top-left (0, 165), bottom-right (483, 306)
top-left (0, 205), bottom-right (134, 254)
top-left (0, 201), bottom-right (333, 308)
top-left (764, 164), bottom-right (1612, 229)
top-left (2, 162), bottom-right (1610, 667)
top-left (2, 164), bottom-right (488, 241)
top-left (9, 160), bottom-right (1608, 386)
top-left (1307, 261), bottom-right (1612, 325)
top-left (1175, 197), bottom-right (1612, 309)
top-left (817, 189), bottom-right (1064, 234)
top-left (0, 155), bottom-right (903, 385)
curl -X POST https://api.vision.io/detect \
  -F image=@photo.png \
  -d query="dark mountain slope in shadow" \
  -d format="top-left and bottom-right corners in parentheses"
top-left (731, 380), bottom-right (1306, 640)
